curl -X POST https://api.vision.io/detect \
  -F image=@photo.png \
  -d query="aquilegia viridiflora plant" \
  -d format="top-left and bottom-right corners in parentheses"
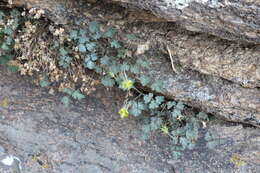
top-left (2, 8), bottom-right (220, 159)
top-left (52, 21), bottom-right (214, 158)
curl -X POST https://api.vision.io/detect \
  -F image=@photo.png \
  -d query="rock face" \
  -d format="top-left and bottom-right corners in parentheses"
top-left (3, 0), bottom-right (260, 126)
top-left (8, 0), bottom-right (72, 24)
top-left (0, 67), bottom-right (260, 173)
top-left (8, 0), bottom-right (260, 43)
top-left (109, 0), bottom-right (260, 44)
top-left (169, 121), bottom-right (260, 173)
top-left (166, 30), bottom-right (260, 88)
top-left (140, 52), bottom-right (260, 127)
top-left (0, 67), bottom-right (174, 173)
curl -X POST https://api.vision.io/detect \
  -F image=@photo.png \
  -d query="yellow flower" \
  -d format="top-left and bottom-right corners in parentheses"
top-left (160, 125), bottom-right (169, 135)
top-left (118, 108), bottom-right (129, 118)
top-left (120, 79), bottom-right (134, 90)
top-left (230, 155), bottom-right (246, 167)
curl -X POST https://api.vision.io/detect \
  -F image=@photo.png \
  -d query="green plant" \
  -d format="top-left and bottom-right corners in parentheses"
top-left (40, 74), bottom-right (51, 87)
top-left (4, 9), bottom-right (218, 159)
top-left (205, 131), bottom-right (227, 149)
top-left (53, 20), bottom-right (217, 158)
top-left (61, 88), bottom-right (85, 107)
top-left (58, 47), bottom-right (72, 68)
top-left (57, 21), bottom-right (163, 93)
top-left (0, 9), bottom-right (21, 71)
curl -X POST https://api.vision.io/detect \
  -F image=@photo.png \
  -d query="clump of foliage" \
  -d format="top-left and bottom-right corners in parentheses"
top-left (61, 88), bottom-right (85, 106)
top-left (1, 8), bottom-right (222, 159)
top-left (0, 9), bottom-right (21, 71)
top-left (204, 130), bottom-right (227, 150)
top-left (53, 21), bottom-right (216, 158)
top-left (138, 101), bottom-right (208, 158)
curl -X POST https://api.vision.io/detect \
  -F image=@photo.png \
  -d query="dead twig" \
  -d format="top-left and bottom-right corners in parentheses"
top-left (166, 45), bottom-right (178, 73)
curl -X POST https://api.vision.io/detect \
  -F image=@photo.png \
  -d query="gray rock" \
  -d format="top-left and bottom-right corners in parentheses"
top-left (140, 53), bottom-right (260, 127)
top-left (167, 119), bottom-right (260, 173)
top-left (0, 67), bottom-right (173, 173)
top-left (106, 0), bottom-right (260, 44)
top-left (0, 64), bottom-right (259, 173)
top-left (166, 31), bottom-right (260, 88)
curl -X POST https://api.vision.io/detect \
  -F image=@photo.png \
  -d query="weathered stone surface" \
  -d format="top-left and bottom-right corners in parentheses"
top-left (0, 67), bottom-right (260, 173)
top-left (140, 53), bottom-right (260, 127)
top-left (168, 120), bottom-right (260, 173)
top-left (6, 0), bottom-right (260, 43)
top-left (0, 67), bottom-right (174, 173)
top-left (167, 31), bottom-right (260, 88)
top-left (108, 0), bottom-right (260, 44)
top-left (7, 0), bottom-right (72, 24)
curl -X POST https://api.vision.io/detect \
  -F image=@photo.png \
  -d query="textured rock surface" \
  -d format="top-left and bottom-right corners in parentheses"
top-left (7, 0), bottom-right (260, 43)
top-left (6, 0), bottom-right (74, 24)
top-left (173, 123), bottom-right (260, 173)
top-left (0, 67), bottom-right (259, 173)
top-left (140, 52), bottom-right (260, 127)
top-left (169, 121), bottom-right (260, 173)
top-left (166, 31), bottom-right (260, 88)
top-left (0, 67), bottom-right (174, 173)
top-left (108, 0), bottom-right (260, 44)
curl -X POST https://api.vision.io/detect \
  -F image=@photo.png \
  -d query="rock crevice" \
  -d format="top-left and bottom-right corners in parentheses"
top-left (3, 0), bottom-right (260, 127)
